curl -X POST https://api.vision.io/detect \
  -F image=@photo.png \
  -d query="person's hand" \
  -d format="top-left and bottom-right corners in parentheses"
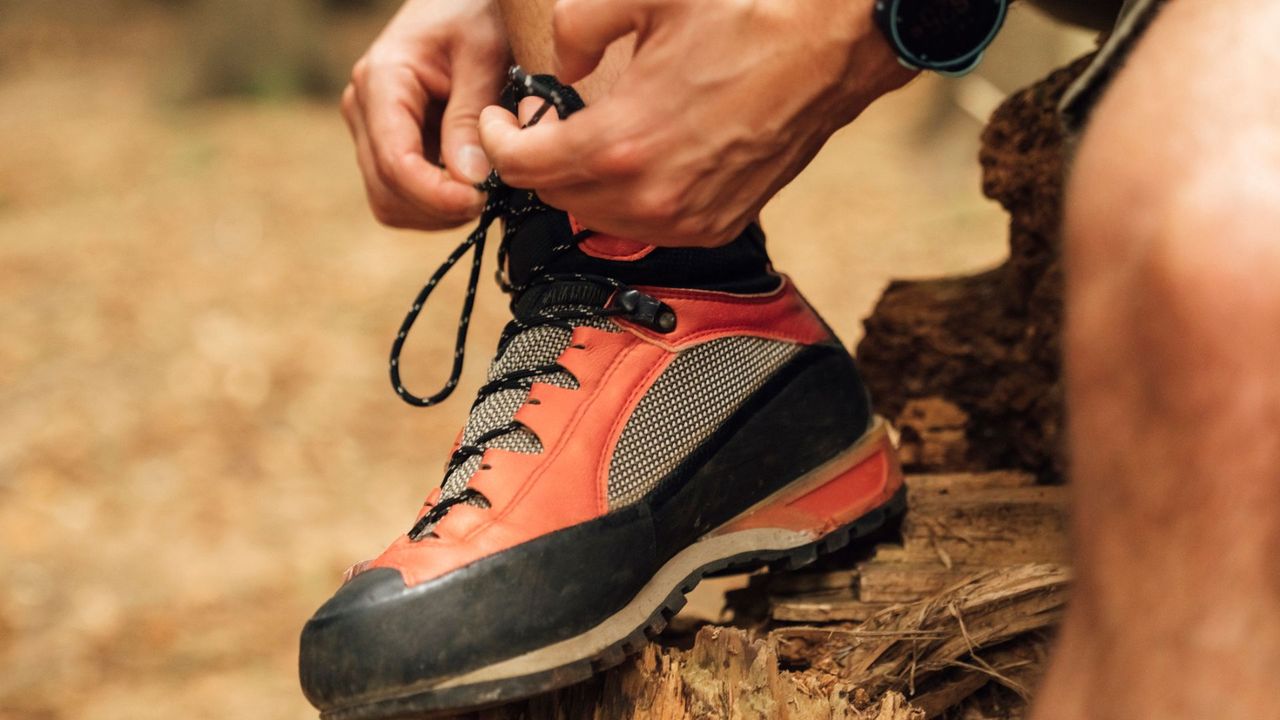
top-left (343, 0), bottom-right (510, 230)
top-left (478, 0), bottom-right (916, 247)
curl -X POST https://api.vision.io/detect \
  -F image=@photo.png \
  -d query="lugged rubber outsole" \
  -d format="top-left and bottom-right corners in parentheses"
top-left (319, 484), bottom-right (907, 720)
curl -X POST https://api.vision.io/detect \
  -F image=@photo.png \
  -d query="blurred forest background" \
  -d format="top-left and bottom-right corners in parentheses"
top-left (0, 2), bottom-right (1092, 718)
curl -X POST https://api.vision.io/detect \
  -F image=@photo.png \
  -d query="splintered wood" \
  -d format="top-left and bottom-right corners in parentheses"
top-left (763, 472), bottom-right (1069, 719)
top-left (480, 627), bottom-right (926, 720)
top-left (477, 472), bottom-right (1071, 720)
top-left (773, 472), bottom-right (1067, 624)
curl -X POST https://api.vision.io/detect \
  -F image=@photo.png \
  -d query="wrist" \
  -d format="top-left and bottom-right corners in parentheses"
top-left (821, 0), bottom-right (919, 126)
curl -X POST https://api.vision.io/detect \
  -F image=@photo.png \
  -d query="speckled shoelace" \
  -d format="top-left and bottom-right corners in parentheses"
top-left (388, 68), bottom-right (676, 539)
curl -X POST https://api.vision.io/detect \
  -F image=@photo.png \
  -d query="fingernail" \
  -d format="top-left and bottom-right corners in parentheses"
top-left (456, 145), bottom-right (491, 185)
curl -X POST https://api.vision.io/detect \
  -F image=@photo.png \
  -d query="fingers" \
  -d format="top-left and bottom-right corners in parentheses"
top-left (361, 64), bottom-right (485, 218)
top-left (440, 45), bottom-right (506, 186)
top-left (480, 101), bottom-right (640, 189)
top-left (552, 0), bottom-right (645, 83)
top-left (342, 77), bottom-right (480, 230)
top-left (344, 86), bottom-right (419, 227)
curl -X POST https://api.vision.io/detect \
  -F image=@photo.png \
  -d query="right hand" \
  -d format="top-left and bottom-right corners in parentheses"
top-left (478, 0), bottom-right (913, 247)
top-left (342, 0), bottom-right (510, 230)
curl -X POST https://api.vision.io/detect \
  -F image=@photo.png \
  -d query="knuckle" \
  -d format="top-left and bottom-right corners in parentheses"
top-left (350, 56), bottom-right (371, 86)
top-left (353, 52), bottom-right (408, 88)
top-left (673, 212), bottom-right (717, 240)
top-left (373, 149), bottom-right (408, 189)
top-left (340, 84), bottom-right (357, 114)
top-left (634, 186), bottom-right (683, 224)
top-left (589, 139), bottom-right (646, 178)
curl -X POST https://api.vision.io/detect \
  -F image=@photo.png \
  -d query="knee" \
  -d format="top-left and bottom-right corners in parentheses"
top-left (1062, 0), bottom-right (1280, 334)
top-left (1066, 122), bottom-right (1280, 341)
top-left (1063, 111), bottom-right (1280, 410)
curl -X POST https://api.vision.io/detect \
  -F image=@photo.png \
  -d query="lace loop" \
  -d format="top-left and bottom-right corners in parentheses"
top-left (388, 67), bottom-right (568, 408)
top-left (389, 201), bottom-right (503, 407)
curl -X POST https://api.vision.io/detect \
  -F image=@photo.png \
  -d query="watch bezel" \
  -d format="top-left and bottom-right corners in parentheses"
top-left (874, 0), bottom-right (1009, 76)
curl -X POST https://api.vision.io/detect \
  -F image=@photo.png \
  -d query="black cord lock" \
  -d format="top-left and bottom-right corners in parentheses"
top-left (613, 289), bottom-right (677, 333)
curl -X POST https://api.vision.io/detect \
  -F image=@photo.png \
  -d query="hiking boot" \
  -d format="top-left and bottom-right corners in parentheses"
top-left (299, 75), bottom-right (905, 720)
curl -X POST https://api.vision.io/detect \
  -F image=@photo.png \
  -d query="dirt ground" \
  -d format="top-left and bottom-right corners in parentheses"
top-left (0, 4), bottom-right (1090, 719)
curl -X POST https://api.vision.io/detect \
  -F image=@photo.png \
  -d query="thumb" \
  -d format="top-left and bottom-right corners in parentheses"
top-left (441, 49), bottom-right (504, 186)
top-left (553, 0), bottom-right (643, 84)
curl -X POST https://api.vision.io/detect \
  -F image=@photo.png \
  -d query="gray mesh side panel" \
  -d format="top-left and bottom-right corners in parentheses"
top-left (440, 316), bottom-right (616, 499)
top-left (607, 337), bottom-right (801, 508)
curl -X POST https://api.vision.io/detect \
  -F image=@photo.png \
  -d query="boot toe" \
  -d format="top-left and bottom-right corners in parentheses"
top-left (299, 567), bottom-right (422, 711)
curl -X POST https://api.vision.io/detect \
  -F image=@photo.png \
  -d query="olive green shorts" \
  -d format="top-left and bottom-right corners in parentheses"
top-left (1059, 0), bottom-right (1168, 132)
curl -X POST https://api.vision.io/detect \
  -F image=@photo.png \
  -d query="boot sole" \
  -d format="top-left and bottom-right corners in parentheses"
top-left (320, 420), bottom-right (904, 720)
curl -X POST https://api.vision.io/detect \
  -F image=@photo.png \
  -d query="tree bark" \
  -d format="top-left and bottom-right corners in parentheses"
top-left (855, 54), bottom-right (1096, 481)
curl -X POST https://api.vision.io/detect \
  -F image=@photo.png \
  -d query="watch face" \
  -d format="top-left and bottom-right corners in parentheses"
top-left (890, 0), bottom-right (1005, 68)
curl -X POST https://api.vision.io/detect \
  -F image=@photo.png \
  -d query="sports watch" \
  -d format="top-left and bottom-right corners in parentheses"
top-left (873, 0), bottom-right (1010, 77)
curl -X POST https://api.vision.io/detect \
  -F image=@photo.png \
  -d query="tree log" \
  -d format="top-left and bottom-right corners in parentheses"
top-left (855, 55), bottom-right (1097, 481)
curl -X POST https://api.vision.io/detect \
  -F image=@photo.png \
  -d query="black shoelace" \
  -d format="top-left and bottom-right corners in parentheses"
top-left (390, 68), bottom-right (676, 540)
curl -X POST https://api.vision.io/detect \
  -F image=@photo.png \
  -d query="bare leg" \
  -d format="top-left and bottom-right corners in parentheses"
top-left (1036, 0), bottom-right (1280, 718)
top-left (497, 0), bottom-right (632, 101)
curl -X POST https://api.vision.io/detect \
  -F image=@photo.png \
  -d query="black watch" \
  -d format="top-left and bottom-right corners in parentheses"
top-left (873, 0), bottom-right (1009, 77)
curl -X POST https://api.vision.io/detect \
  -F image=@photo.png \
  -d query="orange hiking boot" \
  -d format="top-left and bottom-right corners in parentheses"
top-left (299, 75), bottom-right (904, 719)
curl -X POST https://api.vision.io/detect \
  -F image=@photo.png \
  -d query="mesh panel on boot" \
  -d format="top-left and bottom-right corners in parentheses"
top-left (607, 337), bottom-right (801, 508)
top-left (441, 316), bottom-right (617, 499)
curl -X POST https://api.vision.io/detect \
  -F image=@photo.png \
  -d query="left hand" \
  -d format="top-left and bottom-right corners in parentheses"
top-left (477, 0), bottom-right (916, 247)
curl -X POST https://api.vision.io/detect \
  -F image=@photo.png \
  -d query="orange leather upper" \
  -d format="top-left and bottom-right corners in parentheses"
top-left (366, 276), bottom-right (834, 587)
top-left (619, 279), bottom-right (830, 350)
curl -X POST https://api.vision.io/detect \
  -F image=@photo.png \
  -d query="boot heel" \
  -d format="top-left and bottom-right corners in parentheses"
top-left (708, 419), bottom-right (904, 540)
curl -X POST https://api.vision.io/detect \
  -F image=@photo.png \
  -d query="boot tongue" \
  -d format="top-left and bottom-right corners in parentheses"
top-left (500, 196), bottom-right (588, 290)
top-left (500, 191), bottom-right (782, 307)
top-left (501, 195), bottom-right (646, 317)
top-left (512, 280), bottom-right (614, 320)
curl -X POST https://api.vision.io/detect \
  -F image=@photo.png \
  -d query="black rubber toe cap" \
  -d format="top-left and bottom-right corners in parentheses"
top-left (298, 508), bottom-right (659, 712)
top-left (311, 567), bottom-right (410, 621)
top-left (299, 567), bottom-right (420, 710)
